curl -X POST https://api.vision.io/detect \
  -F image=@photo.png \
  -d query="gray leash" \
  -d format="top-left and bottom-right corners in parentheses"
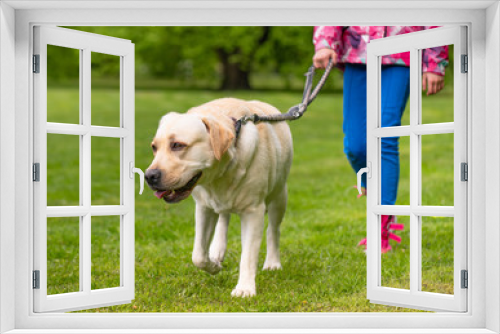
top-left (235, 58), bottom-right (335, 138)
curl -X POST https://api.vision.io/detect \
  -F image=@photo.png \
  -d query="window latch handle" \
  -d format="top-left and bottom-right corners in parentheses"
top-left (356, 162), bottom-right (371, 195)
top-left (129, 162), bottom-right (144, 195)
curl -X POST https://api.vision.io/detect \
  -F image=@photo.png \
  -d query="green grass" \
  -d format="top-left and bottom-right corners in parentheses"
top-left (46, 86), bottom-right (455, 312)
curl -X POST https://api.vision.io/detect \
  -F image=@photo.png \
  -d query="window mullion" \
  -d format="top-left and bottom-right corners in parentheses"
top-left (409, 47), bottom-right (420, 294)
top-left (81, 48), bottom-right (92, 294)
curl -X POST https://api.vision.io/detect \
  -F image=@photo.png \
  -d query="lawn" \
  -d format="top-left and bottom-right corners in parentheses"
top-left (45, 85), bottom-right (455, 312)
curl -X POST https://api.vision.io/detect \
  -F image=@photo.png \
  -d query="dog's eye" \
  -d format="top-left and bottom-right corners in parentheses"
top-left (151, 144), bottom-right (157, 154)
top-left (170, 142), bottom-right (187, 151)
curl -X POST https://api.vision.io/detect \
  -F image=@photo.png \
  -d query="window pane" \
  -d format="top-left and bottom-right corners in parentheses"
top-left (47, 217), bottom-right (80, 295)
top-left (380, 215), bottom-right (410, 290)
top-left (380, 136), bottom-right (410, 206)
top-left (91, 216), bottom-right (121, 290)
top-left (47, 134), bottom-right (80, 206)
top-left (91, 136), bottom-right (121, 205)
top-left (421, 133), bottom-right (454, 206)
top-left (47, 45), bottom-right (80, 124)
top-left (421, 44), bottom-right (453, 124)
top-left (91, 52), bottom-right (120, 127)
top-left (380, 52), bottom-right (411, 128)
top-left (421, 216), bottom-right (454, 294)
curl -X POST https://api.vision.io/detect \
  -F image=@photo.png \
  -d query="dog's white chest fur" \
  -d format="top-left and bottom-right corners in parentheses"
top-left (192, 122), bottom-right (268, 214)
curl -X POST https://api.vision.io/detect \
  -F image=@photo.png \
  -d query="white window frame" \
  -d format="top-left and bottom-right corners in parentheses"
top-left (366, 26), bottom-right (468, 312)
top-left (0, 1), bottom-right (499, 333)
top-left (33, 26), bottom-right (136, 313)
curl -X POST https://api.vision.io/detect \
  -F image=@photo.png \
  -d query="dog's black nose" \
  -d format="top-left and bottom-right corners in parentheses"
top-left (145, 169), bottom-right (162, 185)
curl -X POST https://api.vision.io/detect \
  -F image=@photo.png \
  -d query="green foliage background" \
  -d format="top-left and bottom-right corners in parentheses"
top-left (53, 26), bottom-right (346, 90)
top-left (49, 26), bottom-right (453, 92)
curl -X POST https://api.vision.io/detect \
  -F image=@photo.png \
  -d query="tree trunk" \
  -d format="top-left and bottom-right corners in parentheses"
top-left (217, 27), bottom-right (271, 90)
top-left (218, 50), bottom-right (251, 90)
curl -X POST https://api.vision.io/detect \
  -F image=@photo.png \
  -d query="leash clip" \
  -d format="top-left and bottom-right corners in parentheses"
top-left (235, 114), bottom-right (261, 139)
top-left (240, 114), bottom-right (260, 124)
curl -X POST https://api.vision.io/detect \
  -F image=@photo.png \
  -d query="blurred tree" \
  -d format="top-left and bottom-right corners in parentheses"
top-left (170, 26), bottom-right (272, 90)
top-left (58, 26), bottom-right (332, 91)
top-left (254, 26), bottom-right (319, 89)
top-left (219, 26), bottom-right (270, 90)
top-left (51, 26), bottom-right (453, 94)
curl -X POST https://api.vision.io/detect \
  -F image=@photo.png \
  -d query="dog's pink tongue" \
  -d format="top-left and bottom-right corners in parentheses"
top-left (154, 190), bottom-right (169, 199)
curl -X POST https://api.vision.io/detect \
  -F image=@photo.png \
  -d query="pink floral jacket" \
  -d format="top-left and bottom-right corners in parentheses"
top-left (313, 26), bottom-right (449, 76)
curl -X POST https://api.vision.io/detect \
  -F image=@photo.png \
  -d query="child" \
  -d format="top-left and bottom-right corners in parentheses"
top-left (312, 26), bottom-right (449, 252)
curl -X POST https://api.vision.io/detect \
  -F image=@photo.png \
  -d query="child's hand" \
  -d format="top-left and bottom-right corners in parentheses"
top-left (422, 72), bottom-right (445, 95)
top-left (313, 49), bottom-right (338, 69)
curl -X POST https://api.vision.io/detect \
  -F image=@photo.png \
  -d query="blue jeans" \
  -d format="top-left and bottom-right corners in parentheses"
top-left (343, 64), bottom-right (410, 205)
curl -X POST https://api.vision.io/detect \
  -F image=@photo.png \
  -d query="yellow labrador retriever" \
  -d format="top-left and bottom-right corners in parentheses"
top-left (145, 98), bottom-right (293, 297)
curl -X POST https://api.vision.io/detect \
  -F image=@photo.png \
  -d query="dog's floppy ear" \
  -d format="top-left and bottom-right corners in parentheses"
top-left (201, 117), bottom-right (235, 160)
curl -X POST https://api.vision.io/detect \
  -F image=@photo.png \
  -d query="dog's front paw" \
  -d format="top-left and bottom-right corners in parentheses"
top-left (205, 260), bottom-right (222, 275)
top-left (209, 249), bottom-right (225, 265)
top-left (231, 285), bottom-right (256, 298)
top-left (192, 256), bottom-right (222, 275)
top-left (263, 261), bottom-right (282, 271)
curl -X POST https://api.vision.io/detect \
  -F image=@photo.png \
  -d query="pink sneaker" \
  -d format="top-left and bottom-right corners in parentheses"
top-left (352, 185), bottom-right (367, 198)
top-left (358, 215), bottom-right (404, 253)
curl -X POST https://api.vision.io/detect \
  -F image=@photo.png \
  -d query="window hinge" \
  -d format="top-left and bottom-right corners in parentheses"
top-left (33, 163), bottom-right (40, 182)
top-left (461, 162), bottom-right (468, 181)
top-left (33, 54), bottom-right (40, 73)
top-left (461, 54), bottom-right (468, 73)
top-left (461, 270), bottom-right (468, 289)
top-left (33, 270), bottom-right (40, 289)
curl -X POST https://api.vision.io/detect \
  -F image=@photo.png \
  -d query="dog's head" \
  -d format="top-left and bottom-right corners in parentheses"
top-left (145, 112), bottom-right (235, 203)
